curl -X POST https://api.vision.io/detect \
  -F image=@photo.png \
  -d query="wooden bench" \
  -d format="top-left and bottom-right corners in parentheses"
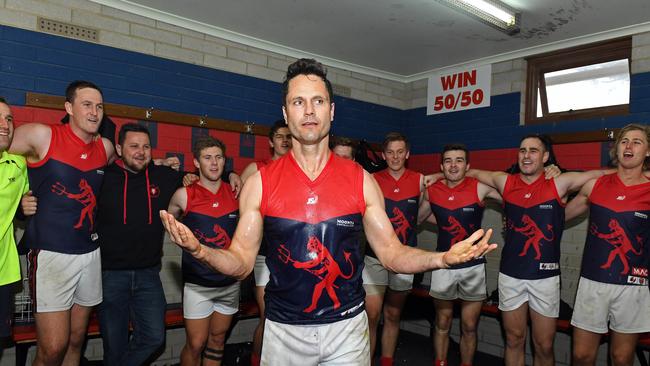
top-left (408, 286), bottom-right (650, 365)
top-left (11, 301), bottom-right (260, 366)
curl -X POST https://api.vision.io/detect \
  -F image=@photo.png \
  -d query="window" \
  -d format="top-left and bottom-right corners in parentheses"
top-left (525, 38), bottom-right (631, 124)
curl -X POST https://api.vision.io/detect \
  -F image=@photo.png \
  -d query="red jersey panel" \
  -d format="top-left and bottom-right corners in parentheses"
top-left (427, 177), bottom-right (485, 269)
top-left (260, 153), bottom-right (366, 325)
top-left (182, 182), bottom-right (238, 287)
top-left (502, 174), bottom-right (565, 279)
top-left (24, 124), bottom-right (107, 254)
top-left (581, 174), bottom-right (650, 286)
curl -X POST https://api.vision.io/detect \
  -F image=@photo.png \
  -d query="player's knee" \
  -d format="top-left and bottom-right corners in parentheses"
top-left (460, 319), bottom-right (478, 336)
top-left (68, 329), bottom-right (86, 350)
top-left (37, 342), bottom-right (68, 364)
top-left (383, 306), bottom-right (403, 323)
top-left (186, 336), bottom-right (208, 355)
top-left (505, 330), bottom-right (526, 348)
top-left (207, 330), bottom-right (227, 349)
top-left (572, 347), bottom-right (596, 365)
top-left (532, 337), bottom-right (554, 357)
top-left (610, 347), bottom-right (633, 366)
top-left (435, 313), bottom-right (452, 330)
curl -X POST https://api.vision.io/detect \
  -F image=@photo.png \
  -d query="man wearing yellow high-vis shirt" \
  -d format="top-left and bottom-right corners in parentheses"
top-left (0, 97), bottom-right (29, 346)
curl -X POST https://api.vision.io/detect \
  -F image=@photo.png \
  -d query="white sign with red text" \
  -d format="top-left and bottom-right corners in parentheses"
top-left (427, 64), bottom-right (492, 115)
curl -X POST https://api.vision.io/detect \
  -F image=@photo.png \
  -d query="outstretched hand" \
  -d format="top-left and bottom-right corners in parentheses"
top-left (442, 228), bottom-right (497, 267)
top-left (160, 210), bottom-right (203, 257)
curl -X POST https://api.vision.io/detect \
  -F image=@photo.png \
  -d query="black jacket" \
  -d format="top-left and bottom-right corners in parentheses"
top-left (97, 160), bottom-right (183, 270)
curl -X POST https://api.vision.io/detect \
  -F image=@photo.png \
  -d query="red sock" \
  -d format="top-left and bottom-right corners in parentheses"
top-left (380, 356), bottom-right (394, 366)
top-left (434, 360), bottom-right (447, 366)
top-left (251, 352), bottom-right (261, 366)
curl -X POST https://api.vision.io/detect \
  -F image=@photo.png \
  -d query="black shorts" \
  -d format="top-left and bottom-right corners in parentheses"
top-left (0, 283), bottom-right (15, 339)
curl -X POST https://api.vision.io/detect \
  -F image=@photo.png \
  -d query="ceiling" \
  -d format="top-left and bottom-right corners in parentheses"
top-left (97, 0), bottom-right (650, 80)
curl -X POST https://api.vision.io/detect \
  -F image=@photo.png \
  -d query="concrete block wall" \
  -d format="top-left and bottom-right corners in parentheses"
top-left (0, 0), bottom-right (409, 110)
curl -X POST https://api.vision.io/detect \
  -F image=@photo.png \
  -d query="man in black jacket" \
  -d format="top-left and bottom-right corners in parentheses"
top-left (96, 123), bottom-right (182, 366)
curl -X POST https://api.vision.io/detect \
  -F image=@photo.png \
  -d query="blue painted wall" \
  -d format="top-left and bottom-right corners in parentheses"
top-left (0, 25), bottom-right (401, 144)
top-left (1, 24), bottom-right (648, 154)
top-left (405, 72), bottom-right (650, 154)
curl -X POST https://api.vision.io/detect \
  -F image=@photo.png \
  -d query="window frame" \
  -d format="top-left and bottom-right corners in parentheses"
top-left (525, 37), bottom-right (632, 125)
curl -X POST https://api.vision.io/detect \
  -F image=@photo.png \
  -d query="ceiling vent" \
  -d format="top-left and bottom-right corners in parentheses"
top-left (38, 17), bottom-right (98, 42)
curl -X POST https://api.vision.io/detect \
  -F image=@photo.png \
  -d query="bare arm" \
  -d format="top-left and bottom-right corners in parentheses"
top-left (160, 171), bottom-right (264, 279)
top-left (240, 162), bottom-right (259, 184)
top-left (564, 178), bottom-right (595, 222)
top-left (362, 171), bottom-right (496, 273)
top-left (167, 187), bottom-right (187, 219)
top-left (102, 137), bottom-right (116, 164)
top-left (466, 169), bottom-right (508, 193)
top-left (8, 123), bottom-right (51, 162)
top-left (477, 182), bottom-right (502, 203)
top-left (554, 169), bottom-right (614, 198)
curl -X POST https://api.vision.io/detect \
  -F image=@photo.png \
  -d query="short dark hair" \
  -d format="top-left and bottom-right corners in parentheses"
top-left (382, 132), bottom-right (410, 151)
top-left (118, 123), bottom-right (150, 146)
top-left (65, 80), bottom-right (103, 103)
top-left (193, 136), bottom-right (226, 160)
top-left (269, 119), bottom-right (288, 140)
top-left (520, 134), bottom-right (549, 153)
top-left (282, 58), bottom-right (333, 106)
top-left (441, 143), bottom-right (469, 163)
top-left (330, 136), bottom-right (357, 157)
top-left (0, 97), bottom-right (7, 105)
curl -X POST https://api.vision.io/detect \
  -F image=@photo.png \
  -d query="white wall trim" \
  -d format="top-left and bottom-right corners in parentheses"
top-left (91, 0), bottom-right (650, 84)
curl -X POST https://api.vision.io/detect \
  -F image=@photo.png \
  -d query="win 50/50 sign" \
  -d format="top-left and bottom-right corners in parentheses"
top-left (427, 64), bottom-right (491, 115)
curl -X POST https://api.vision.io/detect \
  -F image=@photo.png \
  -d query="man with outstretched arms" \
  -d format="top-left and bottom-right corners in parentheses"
top-left (160, 58), bottom-right (497, 365)
top-left (363, 132), bottom-right (423, 366)
top-left (168, 136), bottom-right (239, 366)
top-left (418, 144), bottom-right (501, 366)
top-left (0, 98), bottom-right (29, 349)
top-left (9, 81), bottom-right (114, 366)
top-left (565, 124), bottom-right (650, 366)
top-left (239, 119), bottom-right (291, 366)
top-left (454, 135), bottom-right (610, 366)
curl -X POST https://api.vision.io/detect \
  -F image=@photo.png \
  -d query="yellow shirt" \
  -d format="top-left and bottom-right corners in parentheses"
top-left (0, 151), bottom-right (28, 286)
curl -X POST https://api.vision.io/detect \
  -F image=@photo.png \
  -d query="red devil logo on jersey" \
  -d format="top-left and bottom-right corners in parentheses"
top-left (193, 224), bottom-right (231, 249)
top-left (278, 236), bottom-right (354, 313)
top-left (441, 216), bottom-right (469, 245)
top-left (591, 219), bottom-right (643, 275)
top-left (508, 214), bottom-right (554, 260)
top-left (389, 207), bottom-right (411, 245)
top-left (51, 179), bottom-right (96, 230)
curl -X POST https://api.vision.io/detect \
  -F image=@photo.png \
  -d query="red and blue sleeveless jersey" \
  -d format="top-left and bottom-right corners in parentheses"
top-left (368, 169), bottom-right (420, 259)
top-left (182, 182), bottom-right (238, 287)
top-left (427, 177), bottom-right (485, 269)
top-left (580, 174), bottom-right (650, 286)
top-left (502, 174), bottom-right (565, 279)
top-left (260, 153), bottom-right (366, 325)
top-left (24, 124), bottom-right (107, 254)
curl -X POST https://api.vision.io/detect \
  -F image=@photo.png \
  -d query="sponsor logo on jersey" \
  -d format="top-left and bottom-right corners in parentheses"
top-left (448, 195), bottom-right (455, 201)
top-left (339, 301), bottom-right (364, 317)
top-left (408, 199), bottom-right (417, 204)
top-left (539, 262), bottom-right (559, 270)
top-left (462, 207), bottom-right (475, 212)
top-left (616, 195), bottom-right (626, 201)
top-left (228, 213), bottom-right (238, 219)
top-left (632, 267), bottom-right (648, 277)
top-left (336, 219), bottom-right (355, 228)
top-left (627, 275), bottom-right (648, 286)
top-left (96, 169), bottom-right (104, 175)
top-left (524, 193), bottom-right (531, 199)
top-left (634, 212), bottom-right (648, 219)
top-left (539, 204), bottom-right (553, 210)
top-left (307, 196), bottom-right (318, 205)
top-left (80, 153), bottom-right (88, 160)
top-left (212, 202), bottom-right (219, 208)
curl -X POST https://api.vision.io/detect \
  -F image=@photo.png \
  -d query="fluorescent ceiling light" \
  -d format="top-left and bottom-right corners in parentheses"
top-left (437, 0), bottom-right (521, 35)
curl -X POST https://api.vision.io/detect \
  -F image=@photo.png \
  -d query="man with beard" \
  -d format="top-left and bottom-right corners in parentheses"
top-left (159, 58), bottom-right (497, 365)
